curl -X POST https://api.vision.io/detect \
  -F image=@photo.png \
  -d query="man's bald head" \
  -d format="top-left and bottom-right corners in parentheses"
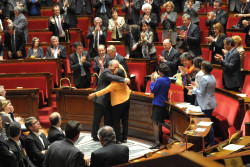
top-left (49, 112), bottom-right (61, 126)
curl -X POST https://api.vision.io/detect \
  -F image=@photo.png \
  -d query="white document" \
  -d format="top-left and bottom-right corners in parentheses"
top-left (223, 144), bottom-right (245, 151)
top-left (197, 122), bottom-right (213, 126)
top-left (195, 128), bottom-right (206, 132)
top-left (236, 94), bottom-right (247, 98)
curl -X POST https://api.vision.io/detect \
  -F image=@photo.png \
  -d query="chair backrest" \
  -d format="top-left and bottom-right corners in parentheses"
top-left (242, 74), bottom-right (250, 97)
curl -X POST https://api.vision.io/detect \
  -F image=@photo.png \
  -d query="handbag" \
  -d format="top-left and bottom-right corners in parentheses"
top-left (175, 73), bottom-right (184, 88)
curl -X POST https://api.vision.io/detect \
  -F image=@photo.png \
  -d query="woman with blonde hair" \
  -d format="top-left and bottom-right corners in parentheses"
top-left (161, 1), bottom-right (177, 44)
top-left (206, 22), bottom-right (227, 64)
top-left (232, 35), bottom-right (245, 71)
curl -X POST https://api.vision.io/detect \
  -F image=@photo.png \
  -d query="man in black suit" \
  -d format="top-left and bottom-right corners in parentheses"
top-left (4, 24), bottom-right (26, 59)
top-left (159, 39), bottom-right (180, 77)
top-left (87, 17), bottom-right (107, 58)
top-left (91, 60), bottom-right (130, 141)
top-left (0, 117), bottom-right (18, 167)
top-left (122, 0), bottom-right (141, 25)
top-left (215, 37), bottom-right (241, 92)
top-left (58, 0), bottom-right (78, 28)
top-left (206, 0), bottom-right (228, 36)
top-left (178, 14), bottom-right (202, 57)
top-left (121, 24), bottom-right (142, 58)
top-left (47, 112), bottom-right (65, 143)
top-left (75, 0), bottom-right (93, 15)
top-left (24, 117), bottom-right (50, 167)
top-left (45, 36), bottom-right (67, 59)
top-left (107, 45), bottom-right (129, 75)
top-left (43, 120), bottom-right (89, 167)
top-left (48, 4), bottom-right (70, 42)
top-left (69, 41), bottom-right (91, 88)
top-left (7, 122), bottom-right (35, 167)
top-left (90, 126), bottom-right (129, 167)
top-left (93, 0), bottom-right (112, 27)
top-left (93, 44), bottom-right (110, 76)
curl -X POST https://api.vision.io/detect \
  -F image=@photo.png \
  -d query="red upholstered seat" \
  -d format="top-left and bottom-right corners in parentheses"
top-left (28, 32), bottom-right (52, 43)
top-left (128, 63), bottom-right (147, 91)
top-left (200, 17), bottom-right (209, 31)
top-left (211, 68), bottom-right (224, 88)
top-left (107, 31), bottom-right (112, 41)
top-left (201, 48), bottom-right (211, 61)
top-left (213, 91), bottom-right (240, 138)
top-left (242, 75), bottom-right (250, 97)
top-left (28, 20), bottom-right (48, 29)
top-left (201, 30), bottom-right (209, 44)
top-left (155, 45), bottom-right (164, 61)
top-left (227, 17), bottom-right (240, 29)
top-left (0, 63), bottom-right (58, 86)
top-left (169, 83), bottom-right (184, 102)
top-left (245, 52), bottom-right (250, 70)
top-left (41, 10), bottom-right (54, 16)
top-left (77, 18), bottom-right (90, 32)
top-left (115, 45), bottom-right (126, 57)
top-left (241, 110), bottom-right (250, 136)
top-left (145, 81), bottom-right (152, 94)
top-left (158, 30), bottom-right (162, 43)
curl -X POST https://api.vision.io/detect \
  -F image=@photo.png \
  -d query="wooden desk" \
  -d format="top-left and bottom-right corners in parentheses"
top-left (6, 88), bottom-right (39, 119)
top-left (130, 142), bottom-right (194, 163)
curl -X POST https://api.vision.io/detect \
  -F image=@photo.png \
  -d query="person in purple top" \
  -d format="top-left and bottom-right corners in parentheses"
top-left (149, 63), bottom-right (171, 149)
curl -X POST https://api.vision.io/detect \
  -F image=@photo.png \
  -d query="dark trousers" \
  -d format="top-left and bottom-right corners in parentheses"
top-left (99, 13), bottom-right (109, 27)
top-left (91, 102), bottom-right (112, 138)
top-left (112, 100), bottom-right (130, 142)
top-left (203, 109), bottom-right (215, 145)
top-left (75, 76), bottom-right (90, 88)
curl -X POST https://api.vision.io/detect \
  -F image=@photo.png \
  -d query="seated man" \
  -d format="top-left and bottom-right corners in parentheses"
top-left (45, 36), bottom-right (66, 59)
top-left (7, 122), bottom-right (35, 167)
top-left (0, 117), bottom-right (18, 167)
top-left (24, 117), bottom-right (50, 167)
top-left (90, 126), bottom-right (129, 167)
top-left (4, 24), bottom-right (26, 59)
top-left (43, 120), bottom-right (89, 167)
top-left (47, 112), bottom-right (65, 143)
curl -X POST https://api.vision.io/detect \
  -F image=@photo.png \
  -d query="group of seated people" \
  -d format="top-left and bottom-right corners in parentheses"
top-left (0, 87), bottom-right (129, 167)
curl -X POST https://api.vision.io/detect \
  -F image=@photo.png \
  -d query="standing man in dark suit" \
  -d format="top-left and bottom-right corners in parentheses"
top-left (7, 6), bottom-right (28, 42)
top-left (93, 44), bottom-right (110, 76)
top-left (215, 37), bottom-right (241, 92)
top-left (69, 41), bottom-right (91, 88)
top-left (122, 0), bottom-right (141, 25)
top-left (75, 0), bottom-right (93, 15)
top-left (24, 117), bottom-right (50, 167)
top-left (45, 36), bottom-right (66, 59)
top-left (121, 24), bottom-right (142, 59)
top-left (178, 14), bottom-right (202, 57)
top-left (93, 0), bottom-right (112, 27)
top-left (4, 24), bottom-right (26, 59)
top-left (7, 122), bottom-right (35, 167)
top-left (47, 112), bottom-right (65, 144)
top-left (43, 120), bottom-right (89, 167)
top-left (49, 4), bottom-right (70, 42)
top-left (106, 45), bottom-right (129, 75)
top-left (90, 126), bottom-right (129, 167)
top-left (91, 60), bottom-right (130, 141)
top-left (87, 17), bottom-right (107, 58)
top-left (58, 0), bottom-right (78, 28)
top-left (206, 0), bottom-right (228, 36)
top-left (7, 0), bottom-right (27, 21)
top-left (159, 39), bottom-right (180, 77)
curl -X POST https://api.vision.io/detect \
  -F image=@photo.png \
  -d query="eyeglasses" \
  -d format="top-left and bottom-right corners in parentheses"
top-left (32, 120), bottom-right (39, 125)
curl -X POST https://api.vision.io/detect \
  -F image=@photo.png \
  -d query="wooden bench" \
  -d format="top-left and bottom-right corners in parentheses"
top-left (0, 73), bottom-right (53, 106)
top-left (6, 88), bottom-right (39, 119)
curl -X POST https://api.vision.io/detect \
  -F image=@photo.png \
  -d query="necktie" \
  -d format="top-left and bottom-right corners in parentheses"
top-left (57, 16), bottom-right (63, 35)
top-left (11, 35), bottom-right (16, 54)
top-left (165, 51), bottom-right (169, 57)
top-left (80, 54), bottom-right (86, 76)
top-left (101, 1), bottom-right (106, 13)
top-left (94, 31), bottom-right (98, 49)
top-left (185, 28), bottom-right (188, 36)
top-left (54, 47), bottom-right (58, 58)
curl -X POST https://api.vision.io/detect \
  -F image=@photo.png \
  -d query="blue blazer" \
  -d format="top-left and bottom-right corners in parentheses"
top-left (150, 76), bottom-right (171, 106)
top-left (192, 74), bottom-right (217, 110)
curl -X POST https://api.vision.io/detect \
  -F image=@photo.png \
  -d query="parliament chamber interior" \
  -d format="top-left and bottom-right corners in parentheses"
top-left (0, 0), bottom-right (250, 166)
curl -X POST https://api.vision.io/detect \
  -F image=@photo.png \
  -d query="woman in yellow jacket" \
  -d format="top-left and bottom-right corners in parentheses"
top-left (88, 68), bottom-right (131, 143)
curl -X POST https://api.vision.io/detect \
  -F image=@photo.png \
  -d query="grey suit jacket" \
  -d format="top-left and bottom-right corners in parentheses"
top-left (45, 45), bottom-right (66, 59)
top-left (192, 74), bottom-right (217, 110)
top-left (58, 0), bottom-right (78, 27)
top-left (229, 0), bottom-right (242, 12)
top-left (161, 11), bottom-right (177, 44)
top-left (184, 1), bottom-right (200, 24)
top-left (27, 47), bottom-right (44, 58)
top-left (221, 47), bottom-right (241, 89)
top-left (13, 13), bottom-right (28, 42)
top-left (8, 0), bottom-right (27, 20)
